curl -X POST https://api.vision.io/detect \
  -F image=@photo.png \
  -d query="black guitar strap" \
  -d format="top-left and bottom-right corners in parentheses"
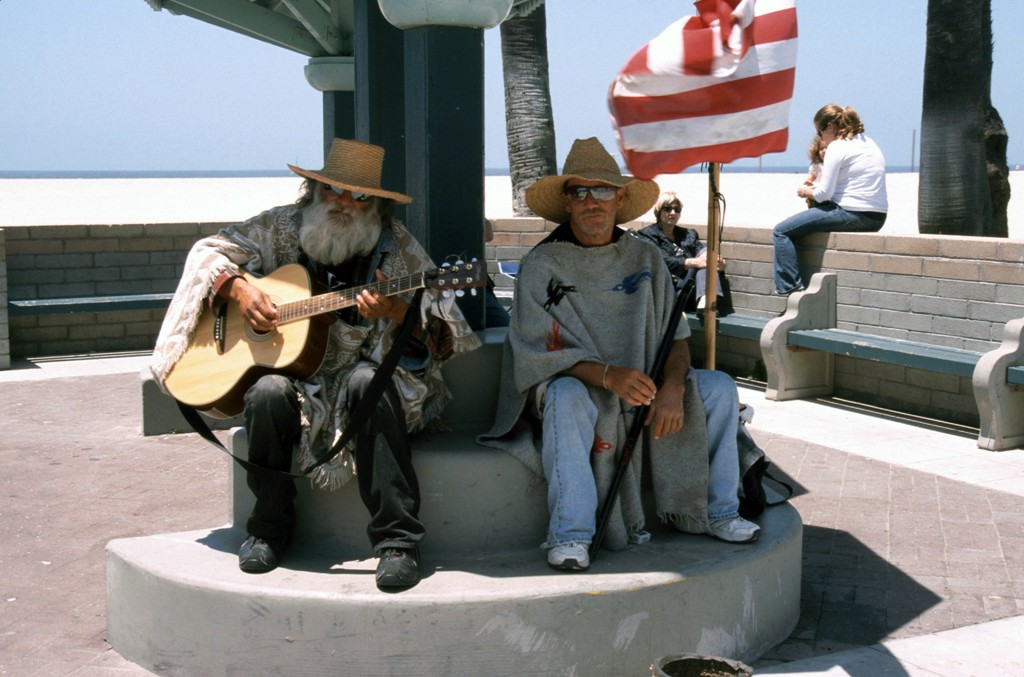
top-left (176, 287), bottom-right (425, 479)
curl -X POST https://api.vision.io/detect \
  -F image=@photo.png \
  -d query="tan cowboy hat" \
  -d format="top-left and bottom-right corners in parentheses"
top-left (525, 137), bottom-right (659, 224)
top-left (288, 138), bottom-right (413, 204)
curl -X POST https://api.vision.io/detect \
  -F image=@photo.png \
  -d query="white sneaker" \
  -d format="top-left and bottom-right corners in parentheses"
top-left (707, 516), bottom-right (761, 543)
top-left (547, 542), bottom-right (590, 571)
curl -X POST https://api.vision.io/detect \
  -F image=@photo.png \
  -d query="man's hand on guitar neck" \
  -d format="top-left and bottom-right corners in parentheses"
top-left (356, 270), bottom-right (408, 326)
top-left (219, 268), bottom-right (408, 332)
top-left (220, 276), bottom-right (279, 332)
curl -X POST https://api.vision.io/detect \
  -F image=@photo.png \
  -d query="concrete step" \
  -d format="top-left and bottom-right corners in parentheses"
top-left (229, 428), bottom-right (551, 555)
top-left (106, 503), bottom-right (802, 675)
top-left (113, 325), bottom-right (804, 673)
top-left (220, 325), bottom-right (535, 553)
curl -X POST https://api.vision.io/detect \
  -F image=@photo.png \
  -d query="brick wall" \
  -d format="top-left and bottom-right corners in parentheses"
top-left (487, 217), bottom-right (1024, 427)
top-left (3, 223), bottom-right (226, 358)
top-left (486, 217), bottom-right (551, 298)
top-left (4, 218), bottom-right (1022, 428)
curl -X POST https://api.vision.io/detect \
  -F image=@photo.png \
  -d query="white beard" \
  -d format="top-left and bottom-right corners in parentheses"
top-left (299, 197), bottom-right (383, 265)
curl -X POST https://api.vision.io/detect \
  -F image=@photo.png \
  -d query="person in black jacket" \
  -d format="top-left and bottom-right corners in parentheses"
top-left (634, 191), bottom-right (733, 317)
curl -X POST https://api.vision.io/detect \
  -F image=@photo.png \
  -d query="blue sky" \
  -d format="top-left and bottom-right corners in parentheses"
top-left (1, 1), bottom-right (1022, 172)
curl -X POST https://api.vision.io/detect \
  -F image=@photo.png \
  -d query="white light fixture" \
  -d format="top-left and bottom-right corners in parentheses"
top-left (378, 0), bottom-right (514, 29)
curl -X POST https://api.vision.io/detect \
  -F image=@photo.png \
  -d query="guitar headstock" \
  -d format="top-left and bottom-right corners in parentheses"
top-left (426, 260), bottom-right (488, 291)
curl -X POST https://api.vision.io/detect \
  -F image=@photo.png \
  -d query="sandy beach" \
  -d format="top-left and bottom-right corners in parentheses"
top-left (1, 172), bottom-right (1022, 239)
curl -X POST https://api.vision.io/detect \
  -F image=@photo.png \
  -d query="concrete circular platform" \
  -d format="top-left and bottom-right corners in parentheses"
top-left (106, 503), bottom-right (801, 676)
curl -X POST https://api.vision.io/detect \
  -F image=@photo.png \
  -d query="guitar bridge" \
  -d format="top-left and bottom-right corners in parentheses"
top-left (213, 302), bottom-right (228, 354)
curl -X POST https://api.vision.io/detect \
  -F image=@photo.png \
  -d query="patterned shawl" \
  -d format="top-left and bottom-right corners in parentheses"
top-left (479, 231), bottom-right (709, 551)
top-left (150, 205), bottom-right (480, 489)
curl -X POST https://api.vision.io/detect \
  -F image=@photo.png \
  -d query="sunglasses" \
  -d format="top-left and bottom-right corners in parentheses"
top-left (564, 185), bottom-right (618, 202)
top-left (660, 205), bottom-right (681, 213)
top-left (323, 183), bottom-right (371, 201)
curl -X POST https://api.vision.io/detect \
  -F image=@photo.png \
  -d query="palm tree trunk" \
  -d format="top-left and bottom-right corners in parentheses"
top-left (985, 106), bottom-right (1011, 236)
top-left (500, 4), bottom-right (556, 216)
top-left (919, 0), bottom-right (1009, 237)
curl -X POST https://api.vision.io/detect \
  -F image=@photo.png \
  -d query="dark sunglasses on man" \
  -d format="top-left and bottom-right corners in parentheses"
top-left (563, 185), bottom-right (619, 202)
top-left (323, 183), bottom-right (371, 201)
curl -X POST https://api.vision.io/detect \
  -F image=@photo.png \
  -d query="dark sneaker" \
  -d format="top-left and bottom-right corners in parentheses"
top-left (238, 535), bottom-right (280, 574)
top-left (375, 547), bottom-right (420, 590)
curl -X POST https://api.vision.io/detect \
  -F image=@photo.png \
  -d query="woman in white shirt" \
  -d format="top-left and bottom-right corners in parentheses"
top-left (773, 104), bottom-right (888, 295)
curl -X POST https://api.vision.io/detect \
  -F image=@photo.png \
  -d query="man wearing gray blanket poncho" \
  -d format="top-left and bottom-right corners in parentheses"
top-left (479, 137), bottom-right (760, 571)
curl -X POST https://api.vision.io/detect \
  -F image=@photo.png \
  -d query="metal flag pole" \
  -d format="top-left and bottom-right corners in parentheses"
top-left (703, 162), bottom-right (722, 369)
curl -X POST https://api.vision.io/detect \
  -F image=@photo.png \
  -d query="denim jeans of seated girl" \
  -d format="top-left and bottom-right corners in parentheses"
top-left (773, 202), bottom-right (886, 294)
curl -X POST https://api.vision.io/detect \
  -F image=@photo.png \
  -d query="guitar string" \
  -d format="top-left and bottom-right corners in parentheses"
top-left (276, 272), bottom-right (427, 323)
top-left (273, 262), bottom-right (481, 324)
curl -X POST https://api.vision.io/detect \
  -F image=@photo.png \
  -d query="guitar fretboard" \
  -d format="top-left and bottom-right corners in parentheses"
top-left (275, 272), bottom-right (427, 323)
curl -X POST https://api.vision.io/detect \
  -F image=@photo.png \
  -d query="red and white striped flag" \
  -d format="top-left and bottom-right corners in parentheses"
top-left (609, 0), bottom-right (798, 179)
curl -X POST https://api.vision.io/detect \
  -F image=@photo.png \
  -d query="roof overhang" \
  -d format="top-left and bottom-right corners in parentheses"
top-left (144, 0), bottom-right (353, 56)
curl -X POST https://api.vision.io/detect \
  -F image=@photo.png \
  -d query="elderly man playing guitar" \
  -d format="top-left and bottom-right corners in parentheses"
top-left (150, 138), bottom-right (480, 590)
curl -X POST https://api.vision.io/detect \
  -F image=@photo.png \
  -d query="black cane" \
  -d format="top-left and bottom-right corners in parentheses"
top-left (589, 285), bottom-right (688, 560)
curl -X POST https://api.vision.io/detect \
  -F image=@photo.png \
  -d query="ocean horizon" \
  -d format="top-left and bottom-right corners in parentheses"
top-left (0, 165), bottom-right (927, 179)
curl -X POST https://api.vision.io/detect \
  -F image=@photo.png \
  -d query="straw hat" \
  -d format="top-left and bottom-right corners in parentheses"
top-left (525, 137), bottom-right (659, 224)
top-left (288, 138), bottom-right (413, 204)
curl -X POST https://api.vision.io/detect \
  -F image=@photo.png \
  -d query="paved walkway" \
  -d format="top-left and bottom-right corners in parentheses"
top-left (1, 354), bottom-right (1023, 676)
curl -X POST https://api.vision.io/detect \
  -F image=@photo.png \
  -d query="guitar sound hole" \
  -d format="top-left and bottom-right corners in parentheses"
top-left (240, 296), bottom-right (283, 343)
top-left (244, 325), bottom-right (278, 343)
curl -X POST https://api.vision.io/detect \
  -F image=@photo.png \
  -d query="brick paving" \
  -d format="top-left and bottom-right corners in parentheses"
top-left (751, 432), bottom-right (1024, 670)
top-left (1, 369), bottom-right (1023, 675)
top-left (0, 373), bottom-right (227, 676)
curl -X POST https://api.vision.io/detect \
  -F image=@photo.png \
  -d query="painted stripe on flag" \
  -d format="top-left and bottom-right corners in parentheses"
top-left (609, 0), bottom-right (798, 178)
top-left (613, 38), bottom-right (798, 97)
top-left (620, 2), bottom-right (796, 78)
top-left (618, 101), bottom-right (793, 153)
top-left (612, 68), bottom-right (795, 126)
top-left (624, 129), bottom-right (791, 179)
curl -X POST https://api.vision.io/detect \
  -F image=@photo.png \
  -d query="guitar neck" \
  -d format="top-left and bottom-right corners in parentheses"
top-left (276, 272), bottom-right (426, 323)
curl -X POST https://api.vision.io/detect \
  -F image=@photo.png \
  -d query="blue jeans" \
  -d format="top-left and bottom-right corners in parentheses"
top-left (539, 369), bottom-right (742, 546)
top-left (773, 202), bottom-right (886, 294)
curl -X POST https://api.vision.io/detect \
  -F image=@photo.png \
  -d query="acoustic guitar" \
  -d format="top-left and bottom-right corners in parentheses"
top-left (164, 261), bottom-right (486, 418)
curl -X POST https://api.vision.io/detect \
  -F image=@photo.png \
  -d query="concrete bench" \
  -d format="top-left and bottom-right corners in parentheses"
top-left (788, 328), bottom-right (983, 378)
top-left (8, 292), bottom-right (173, 316)
top-left (685, 311), bottom-right (771, 343)
top-left (141, 371), bottom-right (243, 436)
top-left (107, 324), bottom-right (804, 674)
top-left (226, 326), bottom-right (549, 554)
top-left (762, 273), bottom-right (1024, 451)
top-left (974, 318), bottom-right (1024, 450)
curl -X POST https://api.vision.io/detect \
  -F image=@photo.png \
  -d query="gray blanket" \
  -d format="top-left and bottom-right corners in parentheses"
top-left (479, 232), bottom-right (710, 551)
